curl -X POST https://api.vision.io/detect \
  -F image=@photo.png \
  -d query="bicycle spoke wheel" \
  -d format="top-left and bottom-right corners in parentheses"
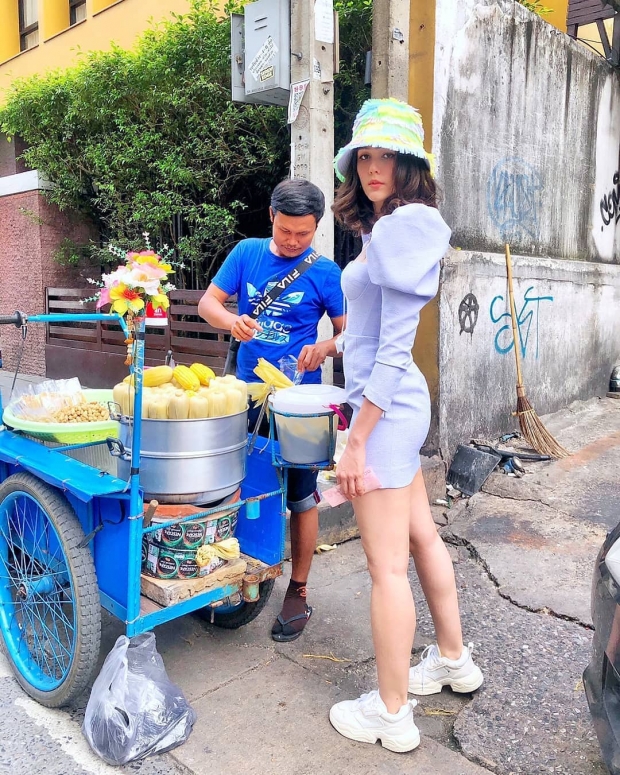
top-left (0, 473), bottom-right (101, 707)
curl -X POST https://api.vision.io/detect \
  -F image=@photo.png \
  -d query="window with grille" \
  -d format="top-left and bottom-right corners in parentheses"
top-left (19, 0), bottom-right (39, 51)
top-left (70, 0), bottom-right (87, 25)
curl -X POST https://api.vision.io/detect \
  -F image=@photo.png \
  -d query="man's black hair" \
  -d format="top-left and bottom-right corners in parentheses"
top-left (270, 178), bottom-right (325, 223)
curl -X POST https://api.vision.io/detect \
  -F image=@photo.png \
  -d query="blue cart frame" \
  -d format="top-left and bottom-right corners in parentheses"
top-left (0, 311), bottom-right (333, 707)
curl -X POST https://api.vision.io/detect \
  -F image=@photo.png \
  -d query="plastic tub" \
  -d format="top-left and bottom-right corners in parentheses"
top-left (269, 385), bottom-right (347, 465)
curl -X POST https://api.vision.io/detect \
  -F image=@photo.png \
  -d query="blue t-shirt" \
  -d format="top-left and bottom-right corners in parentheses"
top-left (213, 238), bottom-right (344, 384)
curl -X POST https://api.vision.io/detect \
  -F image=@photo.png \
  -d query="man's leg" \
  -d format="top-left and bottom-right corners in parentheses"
top-left (272, 469), bottom-right (320, 641)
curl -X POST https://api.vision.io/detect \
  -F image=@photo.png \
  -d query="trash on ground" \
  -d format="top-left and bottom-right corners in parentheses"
top-left (447, 444), bottom-right (502, 497)
top-left (420, 707), bottom-right (458, 717)
top-left (302, 653), bottom-right (351, 663)
top-left (83, 632), bottom-right (196, 765)
top-left (315, 543), bottom-right (337, 553)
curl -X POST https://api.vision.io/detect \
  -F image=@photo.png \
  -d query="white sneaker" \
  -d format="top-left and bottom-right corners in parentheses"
top-left (329, 690), bottom-right (420, 753)
top-left (408, 642), bottom-right (484, 696)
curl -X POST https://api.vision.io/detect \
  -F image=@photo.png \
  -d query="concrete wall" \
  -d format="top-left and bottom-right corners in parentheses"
top-left (435, 0), bottom-right (620, 261)
top-left (438, 249), bottom-right (620, 455)
top-left (431, 0), bottom-right (620, 457)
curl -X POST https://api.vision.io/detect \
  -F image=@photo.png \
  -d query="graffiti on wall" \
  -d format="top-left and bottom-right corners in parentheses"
top-left (600, 171), bottom-right (620, 229)
top-left (486, 157), bottom-right (543, 239)
top-left (458, 293), bottom-right (479, 335)
top-left (489, 286), bottom-right (553, 359)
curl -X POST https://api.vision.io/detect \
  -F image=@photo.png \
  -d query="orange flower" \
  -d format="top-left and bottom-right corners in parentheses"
top-left (109, 283), bottom-right (145, 315)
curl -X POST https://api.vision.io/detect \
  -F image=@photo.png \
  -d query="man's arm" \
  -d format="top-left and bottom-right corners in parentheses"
top-left (198, 284), bottom-right (262, 343)
top-left (296, 314), bottom-right (345, 373)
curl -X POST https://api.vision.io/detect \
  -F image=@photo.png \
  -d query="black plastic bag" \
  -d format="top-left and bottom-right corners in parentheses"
top-left (83, 633), bottom-right (196, 765)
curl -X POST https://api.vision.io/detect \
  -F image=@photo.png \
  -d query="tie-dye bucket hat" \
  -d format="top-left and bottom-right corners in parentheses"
top-left (334, 98), bottom-right (434, 182)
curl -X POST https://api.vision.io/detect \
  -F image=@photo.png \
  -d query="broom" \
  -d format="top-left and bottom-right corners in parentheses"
top-left (505, 244), bottom-right (570, 458)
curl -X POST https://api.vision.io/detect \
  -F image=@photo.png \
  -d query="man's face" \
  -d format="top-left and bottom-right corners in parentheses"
top-left (270, 208), bottom-right (317, 258)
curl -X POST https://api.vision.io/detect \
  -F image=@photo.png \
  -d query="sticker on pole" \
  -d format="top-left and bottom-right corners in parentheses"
top-left (315, 0), bottom-right (334, 43)
top-left (287, 80), bottom-right (310, 124)
top-left (248, 36), bottom-right (278, 82)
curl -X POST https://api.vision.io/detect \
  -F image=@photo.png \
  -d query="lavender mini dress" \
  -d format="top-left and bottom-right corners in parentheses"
top-left (340, 203), bottom-right (451, 489)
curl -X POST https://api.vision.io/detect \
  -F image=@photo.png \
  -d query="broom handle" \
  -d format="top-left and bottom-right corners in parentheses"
top-left (505, 244), bottom-right (524, 389)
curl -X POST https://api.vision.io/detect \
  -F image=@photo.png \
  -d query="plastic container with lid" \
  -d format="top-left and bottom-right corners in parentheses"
top-left (269, 384), bottom-right (347, 465)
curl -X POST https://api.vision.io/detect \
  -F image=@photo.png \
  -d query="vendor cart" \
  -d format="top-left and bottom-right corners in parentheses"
top-left (0, 311), bottom-right (333, 708)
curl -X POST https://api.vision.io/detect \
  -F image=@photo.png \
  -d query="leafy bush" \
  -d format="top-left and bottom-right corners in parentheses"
top-left (0, 0), bottom-right (373, 282)
top-left (0, 0), bottom-right (289, 285)
top-left (519, 1), bottom-right (553, 15)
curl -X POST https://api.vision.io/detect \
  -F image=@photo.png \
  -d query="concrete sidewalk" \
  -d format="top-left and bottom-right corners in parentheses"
top-left (0, 369), bottom-right (611, 774)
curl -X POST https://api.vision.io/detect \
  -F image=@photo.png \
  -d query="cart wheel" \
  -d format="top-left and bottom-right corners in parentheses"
top-left (0, 473), bottom-right (101, 707)
top-left (197, 578), bottom-right (276, 630)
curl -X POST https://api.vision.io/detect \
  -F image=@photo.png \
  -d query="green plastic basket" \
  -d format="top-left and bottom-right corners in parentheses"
top-left (2, 389), bottom-right (120, 444)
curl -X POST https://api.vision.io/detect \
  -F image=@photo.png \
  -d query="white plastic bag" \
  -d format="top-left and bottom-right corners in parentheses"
top-left (82, 633), bottom-right (196, 765)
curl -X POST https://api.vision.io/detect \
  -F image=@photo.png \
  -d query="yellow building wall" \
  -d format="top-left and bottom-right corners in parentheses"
top-left (409, 1), bottom-right (440, 424)
top-left (0, 1), bottom-right (20, 64)
top-left (575, 19), bottom-right (613, 56)
top-left (0, 0), bottom-right (203, 102)
top-left (546, 0), bottom-right (569, 33)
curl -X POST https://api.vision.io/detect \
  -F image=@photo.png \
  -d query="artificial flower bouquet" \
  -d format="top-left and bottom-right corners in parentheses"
top-left (84, 233), bottom-right (178, 318)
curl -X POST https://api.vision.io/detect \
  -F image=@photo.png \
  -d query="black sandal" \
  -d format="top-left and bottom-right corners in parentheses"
top-left (271, 606), bottom-right (313, 642)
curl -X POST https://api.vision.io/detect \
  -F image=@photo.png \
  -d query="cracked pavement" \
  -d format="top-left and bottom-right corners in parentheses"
top-left (1, 395), bottom-right (617, 774)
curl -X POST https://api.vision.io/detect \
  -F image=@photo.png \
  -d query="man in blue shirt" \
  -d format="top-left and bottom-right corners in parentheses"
top-left (198, 179), bottom-right (344, 642)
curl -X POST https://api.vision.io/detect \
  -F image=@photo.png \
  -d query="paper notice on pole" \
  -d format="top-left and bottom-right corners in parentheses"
top-left (287, 80), bottom-right (310, 124)
top-left (248, 36), bottom-right (278, 81)
top-left (315, 0), bottom-right (334, 43)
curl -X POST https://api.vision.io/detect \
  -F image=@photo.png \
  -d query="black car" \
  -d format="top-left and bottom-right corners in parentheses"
top-left (584, 521), bottom-right (620, 774)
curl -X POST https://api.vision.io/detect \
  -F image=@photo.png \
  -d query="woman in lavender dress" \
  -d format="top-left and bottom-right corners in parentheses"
top-left (328, 99), bottom-right (483, 753)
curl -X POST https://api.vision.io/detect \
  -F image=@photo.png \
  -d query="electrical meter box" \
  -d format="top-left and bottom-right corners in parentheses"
top-left (231, 0), bottom-right (290, 106)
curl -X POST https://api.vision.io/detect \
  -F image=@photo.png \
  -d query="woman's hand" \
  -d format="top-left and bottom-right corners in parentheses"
top-left (336, 441), bottom-right (366, 500)
top-left (231, 314), bottom-right (262, 342)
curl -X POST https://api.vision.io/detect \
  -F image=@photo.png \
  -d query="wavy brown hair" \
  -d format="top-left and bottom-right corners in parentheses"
top-left (332, 151), bottom-right (437, 235)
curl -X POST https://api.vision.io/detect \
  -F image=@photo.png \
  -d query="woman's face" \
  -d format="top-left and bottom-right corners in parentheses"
top-left (356, 147), bottom-right (397, 212)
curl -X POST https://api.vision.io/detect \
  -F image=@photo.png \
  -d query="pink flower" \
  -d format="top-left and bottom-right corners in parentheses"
top-left (96, 287), bottom-right (111, 309)
top-left (127, 262), bottom-right (167, 282)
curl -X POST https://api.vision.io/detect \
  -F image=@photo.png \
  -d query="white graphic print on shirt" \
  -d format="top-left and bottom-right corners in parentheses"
top-left (247, 281), bottom-right (305, 344)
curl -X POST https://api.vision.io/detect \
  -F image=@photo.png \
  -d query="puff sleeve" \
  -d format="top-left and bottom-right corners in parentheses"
top-left (362, 204), bottom-right (451, 413)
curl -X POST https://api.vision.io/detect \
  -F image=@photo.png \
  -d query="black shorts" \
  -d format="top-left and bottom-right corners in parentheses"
top-left (248, 404), bottom-right (320, 513)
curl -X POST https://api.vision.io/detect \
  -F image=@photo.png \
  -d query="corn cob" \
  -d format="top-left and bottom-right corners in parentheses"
top-left (190, 363), bottom-right (216, 386)
top-left (168, 390), bottom-right (190, 419)
top-left (209, 392), bottom-right (227, 418)
top-left (172, 365), bottom-right (200, 392)
top-left (143, 365), bottom-right (174, 387)
top-left (189, 394), bottom-right (210, 418)
top-left (148, 397), bottom-right (169, 419)
top-left (253, 358), bottom-right (293, 389)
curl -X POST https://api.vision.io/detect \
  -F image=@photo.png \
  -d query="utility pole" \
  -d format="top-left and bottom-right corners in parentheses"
top-left (289, 0), bottom-right (335, 383)
top-left (371, 0), bottom-right (409, 100)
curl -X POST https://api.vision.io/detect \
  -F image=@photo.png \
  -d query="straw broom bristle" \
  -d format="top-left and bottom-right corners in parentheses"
top-left (516, 386), bottom-right (570, 458)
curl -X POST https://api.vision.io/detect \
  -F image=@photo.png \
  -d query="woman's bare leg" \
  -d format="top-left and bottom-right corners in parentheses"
top-left (408, 469), bottom-right (463, 659)
top-left (354, 485), bottom-right (415, 713)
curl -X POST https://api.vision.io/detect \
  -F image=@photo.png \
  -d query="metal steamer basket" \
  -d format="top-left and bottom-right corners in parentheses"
top-left (116, 409), bottom-right (248, 505)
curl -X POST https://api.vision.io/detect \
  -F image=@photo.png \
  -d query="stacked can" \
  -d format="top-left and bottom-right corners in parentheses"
top-left (142, 496), bottom-right (240, 580)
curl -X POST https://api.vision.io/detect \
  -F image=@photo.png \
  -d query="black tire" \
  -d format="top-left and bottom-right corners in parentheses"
top-left (196, 578), bottom-right (276, 630)
top-left (0, 473), bottom-right (101, 707)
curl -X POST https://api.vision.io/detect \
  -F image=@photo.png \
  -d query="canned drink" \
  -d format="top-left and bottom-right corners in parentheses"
top-left (156, 552), bottom-right (180, 579)
top-left (153, 523), bottom-right (184, 548)
top-left (143, 543), bottom-right (180, 579)
top-left (182, 522), bottom-right (205, 549)
top-left (177, 557), bottom-right (200, 579)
